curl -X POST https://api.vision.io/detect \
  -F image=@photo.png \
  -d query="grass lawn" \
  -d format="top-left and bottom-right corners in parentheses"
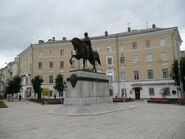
top-left (0, 101), bottom-right (8, 108)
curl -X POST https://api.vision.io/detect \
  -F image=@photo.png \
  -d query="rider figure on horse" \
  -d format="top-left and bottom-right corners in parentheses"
top-left (70, 35), bottom-right (101, 72)
top-left (83, 32), bottom-right (92, 59)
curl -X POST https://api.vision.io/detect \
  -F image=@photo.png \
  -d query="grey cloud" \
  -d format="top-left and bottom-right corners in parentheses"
top-left (0, 0), bottom-right (185, 68)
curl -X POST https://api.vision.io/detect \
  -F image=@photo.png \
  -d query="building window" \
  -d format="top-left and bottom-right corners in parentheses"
top-left (60, 61), bottom-right (64, 69)
top-left (49, 62), bottom-right (54, 68)
top-left (120, 72), bottom-right (125, 81)
top-left (120, 56), bottom-right (125, 64)
top-left (107, 47), bottom-right (112, 53)
top-left (121, 88), bottom-right (127, 97)
top-left (107, 56), bottom-right (113, 66)
top-left (49, 90), bottom-right (53, 97)
top-left (38, 62), bottom-right (42, 69)
top-left (132, 42), bottom-right (137, 49)
top-left (147, 69), bottom-right (153, 79)
top-left (134, 71), bottom-right (139, 80)
top-left (149, 88), bottom-right (154, 96)
top-left (106, 69), bottom-right (114, 81)
top-left (162, 68), bottom-right (169, 78)
top-left (146, 40), bottom-right (151, 48)
top-left (60, 50), bottom-right (64, 56)
top-left (160, 52), bottom-right (168, 61)
top-left (132, 56), bottom-right (139, 63)
top-left (108, 75), bottom-right (113, 81)
top-left (49, 75), bottom-right (53, 83)
top-left (160, 38), bottom-right (166, 47)
top-left (49, 50), bottom-right (54, 56)
top-left (146, 54), bottom-right (152, 62)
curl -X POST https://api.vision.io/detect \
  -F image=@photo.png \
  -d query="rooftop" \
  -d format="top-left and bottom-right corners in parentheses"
top-left (35, 26), bottom-right (179, 45)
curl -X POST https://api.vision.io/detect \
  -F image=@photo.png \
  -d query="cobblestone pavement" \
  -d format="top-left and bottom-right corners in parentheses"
top-left (0, 100), bottom-right (185, 139)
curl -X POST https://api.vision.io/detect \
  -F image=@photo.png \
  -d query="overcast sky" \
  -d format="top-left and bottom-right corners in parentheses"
top-left (0, 0), bottom-right (185, 68)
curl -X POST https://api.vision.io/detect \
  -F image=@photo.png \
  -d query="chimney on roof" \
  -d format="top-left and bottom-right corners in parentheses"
top-left (152, 24), bottom-right (156, 29)
top-left (52, 37), bottom-right (55, 41)
top-left (105, 31), bottom-right (108, 36)
top-left (63, 37), bottom-right (67, 41)
top-left (38, 40), bottom-right (44, 44)
top-left (128, 27), bottom-right (131, 32)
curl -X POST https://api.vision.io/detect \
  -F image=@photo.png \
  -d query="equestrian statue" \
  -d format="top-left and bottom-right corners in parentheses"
top-left (70, 32), bottom-right (101, 72)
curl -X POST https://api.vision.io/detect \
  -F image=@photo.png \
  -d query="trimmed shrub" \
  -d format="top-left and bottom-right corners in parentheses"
top-left (0, 101), bottom-right (8, 108)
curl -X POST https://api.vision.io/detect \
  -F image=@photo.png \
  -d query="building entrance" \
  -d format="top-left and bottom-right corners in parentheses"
top-left (134, 88), bottom-right (141, 100)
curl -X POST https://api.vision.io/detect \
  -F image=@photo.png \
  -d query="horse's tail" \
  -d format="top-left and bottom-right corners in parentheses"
top-left (96, 52), bottom-right (101, 65)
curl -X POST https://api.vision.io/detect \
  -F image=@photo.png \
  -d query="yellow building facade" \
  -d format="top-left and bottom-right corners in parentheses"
top-left (17, 26), bottom-right (182, 99)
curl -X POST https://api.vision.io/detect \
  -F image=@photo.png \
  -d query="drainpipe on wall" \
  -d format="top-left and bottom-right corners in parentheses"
top-left (116, 35), bottom-right (120, 97)
top-left (31, 44), bottom-right (34, 98)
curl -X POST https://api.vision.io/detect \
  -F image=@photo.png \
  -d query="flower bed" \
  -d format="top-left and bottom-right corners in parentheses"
top-left (30, 99), bottom-right (62, 105)
top-left (176, 99), bottom-right (185, 105)
top-left (113, 97), bottom-right (126, 102)
top-left (147, 98), bottom-right (170, 104)
top-left (112, 97), bottom-right (134, 102)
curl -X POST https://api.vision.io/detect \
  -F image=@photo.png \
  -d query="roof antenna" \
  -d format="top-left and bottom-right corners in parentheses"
top-left (127, 22), bottom-right (132, 32)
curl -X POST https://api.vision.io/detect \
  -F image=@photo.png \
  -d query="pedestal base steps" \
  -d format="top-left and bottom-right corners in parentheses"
top-left (51, 103), bottom-right (136, 116)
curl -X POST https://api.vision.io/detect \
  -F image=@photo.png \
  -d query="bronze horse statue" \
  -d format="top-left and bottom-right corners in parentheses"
top-left (70, 37), bottom-right (101, 72)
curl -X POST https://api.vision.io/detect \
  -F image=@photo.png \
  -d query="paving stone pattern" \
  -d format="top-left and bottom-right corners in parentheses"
top-left (0, 101), bottom-right (185, 139)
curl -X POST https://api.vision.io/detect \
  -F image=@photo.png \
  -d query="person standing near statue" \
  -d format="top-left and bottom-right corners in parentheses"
top-left (83, 32), bottom-right (93, 59)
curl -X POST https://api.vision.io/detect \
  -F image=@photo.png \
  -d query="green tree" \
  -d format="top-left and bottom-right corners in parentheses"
top-left (160, 87), bottom-right (170, 98)
top-left (31, 75), bottom-right (43, 99)
top-left (13, 76), bottom-right (22, 95)
top-left (54, 74), bottom-right (66, 98)
top-left (171, 58), bottom-right (185, 97)
top-left (5, 76), bottom-right (21, 100)
top-left (180, 57), bottom-right (185, 91)
top-left (5, 80), bottom-right (14, 97)
top-left (171, 60), bottom-right (180, 85)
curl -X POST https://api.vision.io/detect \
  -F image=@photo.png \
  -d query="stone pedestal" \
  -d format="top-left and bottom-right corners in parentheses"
top-left (64, 70), bottom-right (112, 105)
top-left (50, 70), bottom-right (135, 116)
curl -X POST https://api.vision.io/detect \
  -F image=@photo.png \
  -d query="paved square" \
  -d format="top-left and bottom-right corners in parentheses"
top-left (0, 101), bottom-right (185, 139)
